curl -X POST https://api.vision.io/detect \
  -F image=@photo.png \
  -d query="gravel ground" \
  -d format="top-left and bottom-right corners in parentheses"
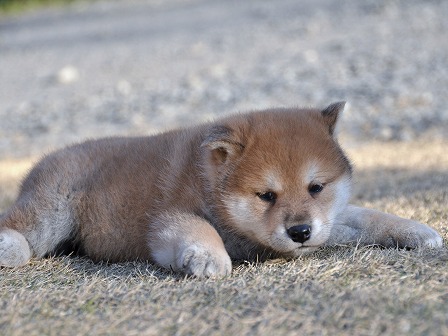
top-left (1, 0), bottom-right (448, 159)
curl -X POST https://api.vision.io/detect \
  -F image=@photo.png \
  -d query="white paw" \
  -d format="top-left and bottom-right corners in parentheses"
top-left (393, 221), bottom-right (444, 249)
top-left (178, 244), bottom-right (232, 278)
top-left (414, 225), bottom-right (444, 248)
top-left (0, 229), bottom-right (32, 267)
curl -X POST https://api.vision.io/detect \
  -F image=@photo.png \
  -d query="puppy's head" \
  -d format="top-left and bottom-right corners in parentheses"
top-left (202, 102), bottom-right (352, 256)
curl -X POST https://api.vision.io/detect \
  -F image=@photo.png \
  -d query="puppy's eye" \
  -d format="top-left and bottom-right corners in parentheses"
top-left (308, 183), bottom-right (324, 195)
top-left (257, 191), bottom-right (277, 203)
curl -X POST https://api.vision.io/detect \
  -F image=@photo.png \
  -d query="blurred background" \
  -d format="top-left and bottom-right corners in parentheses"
top-left (1, 0), bottom-right (447, 159)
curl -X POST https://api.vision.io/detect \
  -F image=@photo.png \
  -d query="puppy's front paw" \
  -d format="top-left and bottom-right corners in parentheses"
top-left (389, 220), bottom-right (443, 249)
top-left (179, 244), bottom-right (232, 278)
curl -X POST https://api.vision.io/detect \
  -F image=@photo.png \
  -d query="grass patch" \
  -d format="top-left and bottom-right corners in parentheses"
top-left (1, 140), bottom-right (447, 335)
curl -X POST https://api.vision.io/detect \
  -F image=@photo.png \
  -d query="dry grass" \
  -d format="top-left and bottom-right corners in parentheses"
top-left (1, 140), bottom-right (447, 336)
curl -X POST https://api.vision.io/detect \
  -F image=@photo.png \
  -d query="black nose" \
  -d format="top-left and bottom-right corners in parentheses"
top-left (287, 224), bottom-right (312, 243)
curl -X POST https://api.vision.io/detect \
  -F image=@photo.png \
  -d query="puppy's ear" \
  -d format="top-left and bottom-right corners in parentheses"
top-left (201, 125), bottom-right (245, 165)
top-left (321, 101), bottom-right (346, 135)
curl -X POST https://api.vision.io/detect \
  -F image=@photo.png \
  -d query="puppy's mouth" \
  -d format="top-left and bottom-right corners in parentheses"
top-left (289, 245), bottom-right (320, 256)
top-left (270, 238), bottom-right (321, 255)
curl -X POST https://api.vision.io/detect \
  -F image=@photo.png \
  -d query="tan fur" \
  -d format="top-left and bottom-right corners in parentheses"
top-left (0, 103), bottom-right (443, 277)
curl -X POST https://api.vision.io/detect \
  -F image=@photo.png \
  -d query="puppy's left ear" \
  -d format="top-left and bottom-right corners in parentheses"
top-left (321, 101), bottom-right (346, 136)
top-left (201, 125), bottom-right (245, 165)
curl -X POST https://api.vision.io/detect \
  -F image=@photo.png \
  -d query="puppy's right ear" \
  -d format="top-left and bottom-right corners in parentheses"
top-left (321, 101), bottom-right (346, 136)
top-left (201, 125), bottom-right (245, 165)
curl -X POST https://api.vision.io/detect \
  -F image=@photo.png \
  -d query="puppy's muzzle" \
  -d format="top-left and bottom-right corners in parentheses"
top-left (287, 224), bottom-right (312, 243)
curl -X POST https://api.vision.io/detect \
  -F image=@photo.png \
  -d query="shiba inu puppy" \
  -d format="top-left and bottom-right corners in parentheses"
top-left (0, 102), bottom-right (443, 277)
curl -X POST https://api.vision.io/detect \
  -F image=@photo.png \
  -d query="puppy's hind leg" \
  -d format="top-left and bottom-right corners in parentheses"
top-left (1, 192), bottom-right (77, 267)
top-left (1, 151), bottom-right (87, 268)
